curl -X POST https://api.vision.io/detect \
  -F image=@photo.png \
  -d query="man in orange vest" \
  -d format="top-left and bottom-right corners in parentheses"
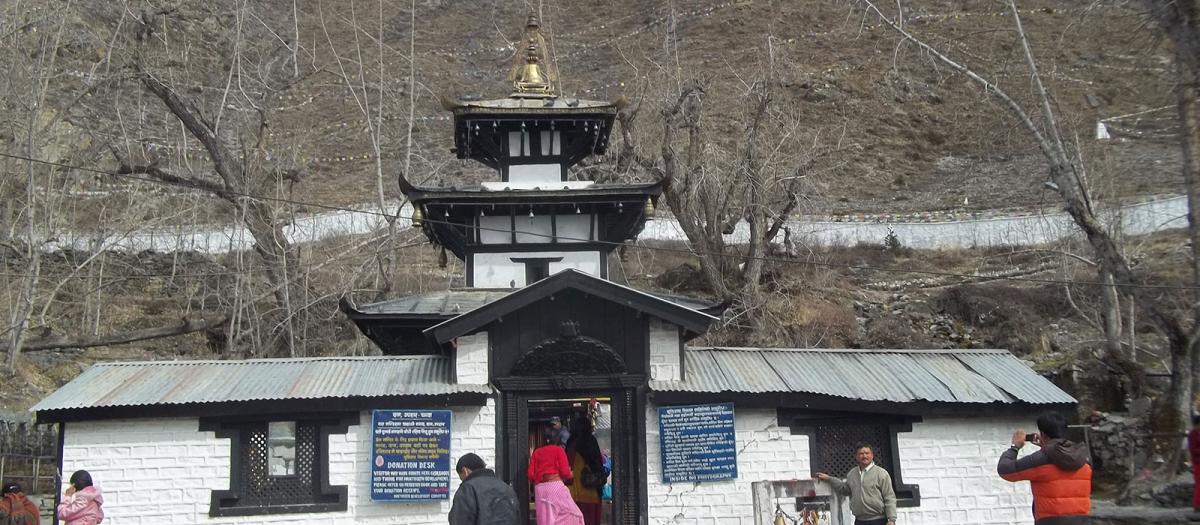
top-left (997, 412), bottom-right (1092, 524)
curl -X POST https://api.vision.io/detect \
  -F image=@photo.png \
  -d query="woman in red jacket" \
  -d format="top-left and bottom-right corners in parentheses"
top-left (528, 426), bottom-right (584, 525)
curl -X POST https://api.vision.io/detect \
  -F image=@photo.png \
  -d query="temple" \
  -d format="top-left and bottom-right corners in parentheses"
top-left (32, 14), bottom-right (1079, 525)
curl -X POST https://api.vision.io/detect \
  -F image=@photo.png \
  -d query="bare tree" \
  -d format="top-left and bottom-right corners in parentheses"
top-left (651, 76), bottom-right (846, 319)
top-left (3, 2), bottom-right (73, 370)
top-left (857, 0), bottom-right (1198, 444)
top-left (100, 5), bottom-right (315, 357)
top-left (1141, 0), bottom-right (1200, 421)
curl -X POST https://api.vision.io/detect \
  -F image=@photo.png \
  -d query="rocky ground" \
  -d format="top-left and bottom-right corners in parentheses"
top-left (1093, 500), bottom-right (1200, 524)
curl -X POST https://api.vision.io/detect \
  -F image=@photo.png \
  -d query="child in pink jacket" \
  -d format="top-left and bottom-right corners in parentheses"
top-left (57, 470), bottom-right (103, 525)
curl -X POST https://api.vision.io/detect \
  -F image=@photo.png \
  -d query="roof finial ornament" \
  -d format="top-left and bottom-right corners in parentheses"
top-left (510, 12), bottom-right (556, 98)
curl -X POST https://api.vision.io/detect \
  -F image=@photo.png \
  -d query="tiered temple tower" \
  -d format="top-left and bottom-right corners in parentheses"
top-left (408, 13), bottom-right (659, 289)
top-left (343, 14), bottom-right (693, 356)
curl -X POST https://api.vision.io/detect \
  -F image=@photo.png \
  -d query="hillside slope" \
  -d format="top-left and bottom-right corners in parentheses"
top-left (1, 0), bottom-right (1182, 224)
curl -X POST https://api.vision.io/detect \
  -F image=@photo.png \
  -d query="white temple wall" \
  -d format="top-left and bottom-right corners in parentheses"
top-left (647, 319), bottom-right (681, 381)
top-left (58, 401), bottom-right (496, 524)
top-left (644, 408), bottom-right (1039, 525)
top-left (454, 332), bottom-right (489, 385)
top-left (472, 250), bottom-right (602, 287)
top-left (478, 214), bottom-right (593, 244)
top-left (644, 406), bottom-right (811, 524)
top-left (507, 164), bottom-right (562, 184)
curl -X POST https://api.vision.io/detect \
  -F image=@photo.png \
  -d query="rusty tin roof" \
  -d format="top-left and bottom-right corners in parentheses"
top-left (650, 347), bottom-right (1074, 405)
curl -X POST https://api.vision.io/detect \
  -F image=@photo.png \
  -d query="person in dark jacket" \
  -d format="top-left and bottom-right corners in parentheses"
top-left (565, 416), bottom-right (605, 525)
top-left (448, 453), bottom-right (518, 525)
top-left (998, 412), bottom-right (1092, 524)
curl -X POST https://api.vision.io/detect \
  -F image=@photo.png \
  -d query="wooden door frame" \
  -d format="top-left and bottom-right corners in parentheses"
top-left (496, 375), bottom-right (647, 525)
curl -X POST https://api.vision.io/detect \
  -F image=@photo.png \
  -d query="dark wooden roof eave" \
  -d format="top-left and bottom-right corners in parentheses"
top-left (35, 392), bottom-right (492, 424)
top-left (451, 106), bottom-right (620, 118)
top-left (402, 180), bottom-right (665, 204)
top-left (648, 389), bottom-right (1075, 417)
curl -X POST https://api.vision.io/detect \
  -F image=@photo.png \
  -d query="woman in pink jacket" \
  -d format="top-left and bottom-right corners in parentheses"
top-left (57, 471), bottom-right (103, 525)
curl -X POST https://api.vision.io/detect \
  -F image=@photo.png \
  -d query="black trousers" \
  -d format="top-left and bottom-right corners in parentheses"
top-left (855, 519), bottom-right (888, 525)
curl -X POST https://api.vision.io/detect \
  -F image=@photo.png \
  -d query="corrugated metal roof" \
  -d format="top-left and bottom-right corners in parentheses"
top-left (355, 288), bottom-right (720, 317)
top-left (31, 356), bottom-right (489, 413)
top-left (651, 348), bottom-right (1073, 405)
top-left (356, 289), bottom-right (513, 316)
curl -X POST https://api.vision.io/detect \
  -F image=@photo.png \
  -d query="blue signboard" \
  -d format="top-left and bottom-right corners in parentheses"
top-left (658, 403), bottom-right (737, 483)
top-left (371, 409), bottom-right (452, 501)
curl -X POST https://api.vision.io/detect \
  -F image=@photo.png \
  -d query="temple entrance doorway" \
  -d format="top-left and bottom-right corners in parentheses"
top-left (498, 387), bottom-right (644, 525)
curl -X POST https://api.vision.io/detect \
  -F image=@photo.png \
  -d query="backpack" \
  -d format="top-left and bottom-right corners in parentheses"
top-left (581, 465), bottom-right (608, 489)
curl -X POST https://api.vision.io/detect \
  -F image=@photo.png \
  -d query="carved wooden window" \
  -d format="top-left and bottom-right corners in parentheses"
top-left (268, 421), bottom-right (297, 476)
top-left (201, 414), bottom-right (355, 516)
top-left (783, 413), bottom-right (921, 507)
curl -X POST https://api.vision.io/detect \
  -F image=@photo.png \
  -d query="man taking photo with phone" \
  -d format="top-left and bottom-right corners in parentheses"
top-left (997, 412), bottom-right (1092, 524)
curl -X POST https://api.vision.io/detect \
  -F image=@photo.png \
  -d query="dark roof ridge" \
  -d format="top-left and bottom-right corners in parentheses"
top-left (688, 346), bottom-right (1012, 355)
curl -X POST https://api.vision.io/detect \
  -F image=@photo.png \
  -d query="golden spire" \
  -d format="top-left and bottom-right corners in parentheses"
top-left (509, 12), bottom-right (556, 98)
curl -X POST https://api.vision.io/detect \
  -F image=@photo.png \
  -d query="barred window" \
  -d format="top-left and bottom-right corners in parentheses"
top-left (201, 414), bottom-right (354, 517)
top-left (812, 423), bottom-right (896, 481)
top-left (781, 412), bottom-right (921, 507)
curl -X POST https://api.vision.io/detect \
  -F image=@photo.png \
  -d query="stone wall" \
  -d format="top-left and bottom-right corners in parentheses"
top-left (0, 420), bottom-right (58, 495)
top-left (645, 406), bottom-right (812, 524)
top-left (644, 409), bottom-right (1040, 525)
top-left (647, 319), bottom-right (681, 381)
top-left (58, 401), bottom-right (495, 524)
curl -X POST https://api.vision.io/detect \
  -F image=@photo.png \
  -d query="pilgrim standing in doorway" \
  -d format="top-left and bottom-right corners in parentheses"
top-left (550, 416), bottom-right (570, 447)
top-left (0, 481), bottom-right (40, 525)
top-left (56, 471), bottom-right (103, 525)
top-left (566, 416), bottom-right (606, 525)
top-left (528, 427), bottom-right (584, 525)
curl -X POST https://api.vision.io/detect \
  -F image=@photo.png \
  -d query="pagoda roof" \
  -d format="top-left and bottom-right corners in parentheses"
top-left (345, 287), bottom-right (725, 320)
top-left (402, 180), bottom-right (663, 203)
top-left (443, 95), bottom-right (623, 116)
top-left (423, 269), bottom-right (719, 344)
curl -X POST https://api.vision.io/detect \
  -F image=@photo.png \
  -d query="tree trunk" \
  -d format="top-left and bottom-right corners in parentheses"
top-left (1160, 0), bottom-right (1200, 432)
top-left (243, 199), bottom-right (300, 356)
top-left (1177, 31), bottom-right (1200, 421)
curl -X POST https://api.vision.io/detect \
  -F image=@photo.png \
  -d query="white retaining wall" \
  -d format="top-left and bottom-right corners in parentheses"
top-left (645, 409), bottom-right (1039, 525)
top-left (59, 401), bottom-right (496, 524)
top-left (44, 195), bottom-right (1188, 254)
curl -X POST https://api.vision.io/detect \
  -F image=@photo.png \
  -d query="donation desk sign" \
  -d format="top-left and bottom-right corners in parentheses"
top-left (658, 402), bottom-right (737, 483)
top-left (370, 409), bottom-right (452, 501)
